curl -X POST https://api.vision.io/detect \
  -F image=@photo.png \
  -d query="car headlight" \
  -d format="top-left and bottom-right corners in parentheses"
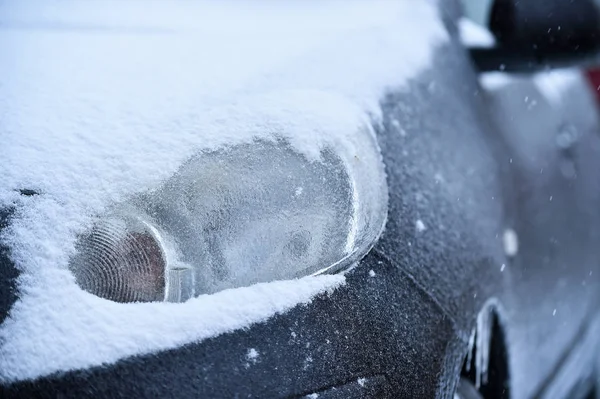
top-left (69, 131), bottom-right (387, 303)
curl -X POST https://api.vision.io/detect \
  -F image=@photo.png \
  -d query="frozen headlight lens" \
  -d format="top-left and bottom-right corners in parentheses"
top-left (70, 134), bottom-right (387, 303)
top-left (70, 215), bottom-right (167, 303)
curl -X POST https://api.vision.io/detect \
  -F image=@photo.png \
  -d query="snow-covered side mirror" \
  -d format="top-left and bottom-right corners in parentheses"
top-left (467, 0), bottom-right (600, 72)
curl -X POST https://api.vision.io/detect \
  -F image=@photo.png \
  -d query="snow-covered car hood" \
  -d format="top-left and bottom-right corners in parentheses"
top-left (0, 0), bottom-right (447, 382)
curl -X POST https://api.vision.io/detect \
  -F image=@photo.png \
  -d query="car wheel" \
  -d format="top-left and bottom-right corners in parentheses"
top-left (455, 378), bottom-right (483, 399)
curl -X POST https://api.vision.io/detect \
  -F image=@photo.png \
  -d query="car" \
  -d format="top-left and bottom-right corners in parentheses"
top-left (2, 0), bottom-right (600, 398)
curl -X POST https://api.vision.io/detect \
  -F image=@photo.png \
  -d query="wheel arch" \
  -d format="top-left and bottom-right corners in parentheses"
top-left (461, 298), bottom-right (511, 399)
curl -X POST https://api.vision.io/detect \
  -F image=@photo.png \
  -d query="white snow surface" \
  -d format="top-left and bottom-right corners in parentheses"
top-left (458, 18), bottom-right (495, 48)
top-left (479, 72), bottom-right (514, 90)
top-left (534, 69), bottom-right (582, 106)
top-left (481, 69), bottom-right (582, 103)
top-left (0, 0), bottom-right (447, 382)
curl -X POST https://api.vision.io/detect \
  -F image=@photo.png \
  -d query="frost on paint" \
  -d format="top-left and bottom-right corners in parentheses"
top-left (0, 0), bottom-right (448, 383)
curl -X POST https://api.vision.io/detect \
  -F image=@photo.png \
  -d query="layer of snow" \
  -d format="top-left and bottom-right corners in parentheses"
top-left (0, 0), bottom-right (447, 382)
top-left (0, 274), bottom-right (344, 382)
top-left (458, 18), bottom-right (495, 48)
top-left (479, 72), bottom-right (514, 91)
top-left (534, 69), bottom-right (582, 106)
top-left (481, 69), bottom-right (582, 105)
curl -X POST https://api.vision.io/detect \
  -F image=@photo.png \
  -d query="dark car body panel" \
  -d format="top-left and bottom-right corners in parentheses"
top-left (2, 1), bottom-right (600, 398)
top-left (1, 251), bottom-right (458, 398)
top-left (0, 207), bottom-right (19, 326)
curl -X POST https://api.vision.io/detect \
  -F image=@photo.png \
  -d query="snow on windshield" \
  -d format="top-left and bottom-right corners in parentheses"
top-left (0, 0), bottom-right (447, 382)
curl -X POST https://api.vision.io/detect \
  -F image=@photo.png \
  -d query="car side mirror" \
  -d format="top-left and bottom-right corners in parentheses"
top-left (469, 0), bottom-right (600, 72)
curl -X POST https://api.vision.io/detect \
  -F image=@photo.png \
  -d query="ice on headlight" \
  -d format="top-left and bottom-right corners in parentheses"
top-left (70, 135), bottom-right (388, 301)
top-left (70, 213), bottom-right (167, 303)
